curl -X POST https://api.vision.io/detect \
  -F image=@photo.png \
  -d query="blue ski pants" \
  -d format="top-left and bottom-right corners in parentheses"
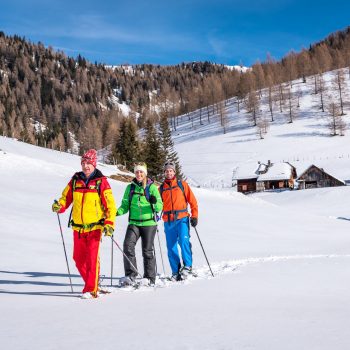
top-left (164, 217), bottom-right (192, 274)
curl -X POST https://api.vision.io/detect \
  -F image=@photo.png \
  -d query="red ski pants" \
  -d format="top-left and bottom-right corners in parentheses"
top-left (73, 229), bottom-right (102, 294)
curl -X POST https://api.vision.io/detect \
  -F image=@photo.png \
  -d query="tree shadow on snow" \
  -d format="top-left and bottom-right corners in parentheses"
top-left (0, 270), bottom-right (80, 278)
top-left (337, 217), bottom-right (350, 222)
top-left (0, 270), bottom-right (81, 298)
top-left (0, 270), bottom-right (121, 298)
top-left (0, 289), bottom-right (80, 298)
top-left (276, 131), bottom-right (329, 138)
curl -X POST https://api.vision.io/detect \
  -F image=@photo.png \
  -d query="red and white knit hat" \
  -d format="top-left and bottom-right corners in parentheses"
top-left (81, 149), bottom-right (97, 167)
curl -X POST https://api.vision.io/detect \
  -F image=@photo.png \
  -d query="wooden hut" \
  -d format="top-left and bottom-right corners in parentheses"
top-left (257, 162), bottom-right (297, 191)
top-left (232, 162), bottom-right (262, 193)
top-left (296, 165), bottom-right (345, 189)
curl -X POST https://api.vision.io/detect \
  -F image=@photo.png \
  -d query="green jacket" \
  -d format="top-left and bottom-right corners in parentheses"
top-left (117, 178), bottom-right (163, 226)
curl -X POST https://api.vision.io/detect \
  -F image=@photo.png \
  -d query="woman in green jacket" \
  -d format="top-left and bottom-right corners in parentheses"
top-left (117, 162), bottom-right (163, 286)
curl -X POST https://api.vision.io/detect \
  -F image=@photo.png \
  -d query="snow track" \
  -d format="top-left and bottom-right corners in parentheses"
top-left (102, 254), bottom-right (350, 293)
top-left (193, 254), bottom-right (350, 279)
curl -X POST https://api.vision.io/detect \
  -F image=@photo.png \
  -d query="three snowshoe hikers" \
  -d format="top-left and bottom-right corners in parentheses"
top-left (116, 162), bottom-right (163, 287)
top-left (160, 161), bottom-right (198, 281)
top-left (52, 149), bottom-right (116, 299)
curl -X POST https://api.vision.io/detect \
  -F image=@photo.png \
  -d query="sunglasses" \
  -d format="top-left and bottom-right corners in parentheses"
top-left (135, 161), bottom-right (146, 165)
top-left (164, 161), bottom-right (175, 167)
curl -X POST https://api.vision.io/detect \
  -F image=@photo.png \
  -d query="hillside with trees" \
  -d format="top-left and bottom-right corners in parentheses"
top-left (1, 27), bottom-right (350, 178)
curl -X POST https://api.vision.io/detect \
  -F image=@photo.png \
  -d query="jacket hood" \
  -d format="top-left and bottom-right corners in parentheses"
top-left (132, 177), bottom-right (154, 187)
top-left (165, 176), bottom-right (177, 186)
top-left (74, 169), bottom-right (105, 182)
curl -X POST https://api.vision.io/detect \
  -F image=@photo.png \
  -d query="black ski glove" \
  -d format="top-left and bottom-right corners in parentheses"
top-left (149, 195), bottom-right (157, 204)
top-left (190, 217), bottom-right (198, 227)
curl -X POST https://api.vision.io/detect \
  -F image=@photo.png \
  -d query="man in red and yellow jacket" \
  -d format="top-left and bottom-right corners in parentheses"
top-left (159, 161), bottom-right (198, 281)
top-left (52, 149), bottom-right (116, 299)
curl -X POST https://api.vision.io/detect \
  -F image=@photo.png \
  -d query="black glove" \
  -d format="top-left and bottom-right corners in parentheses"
top-left (190, 217), bottom-right (198, 227)
top-left (149, 195), bottom-right (157, 204)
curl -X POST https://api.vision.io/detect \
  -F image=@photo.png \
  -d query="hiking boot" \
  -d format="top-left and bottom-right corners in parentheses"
top-left (139, 278), bottom-right (155, 287)
top-left (81, 291), bottom-right (98, 299)
top-left (169, 273), bottom-right (182, 282)
top-left (119, 276), bottom-right (135, 287)
top-left (180, 266), bottom-right (192, 279)
top-left (148, 279), bottom-right (156, 287)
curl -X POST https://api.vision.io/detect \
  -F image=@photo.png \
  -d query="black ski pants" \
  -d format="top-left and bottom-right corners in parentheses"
top-left (123, 224), bottom-right (157, 282)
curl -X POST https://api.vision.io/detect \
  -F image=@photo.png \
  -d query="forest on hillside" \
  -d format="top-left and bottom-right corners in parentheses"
top-left (1, 27), bottom-right (350, 176)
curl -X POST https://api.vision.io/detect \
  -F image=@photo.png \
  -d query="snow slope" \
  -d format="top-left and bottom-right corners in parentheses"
top-left (1, 136), bottom-right (350, 350)
top-left (173, 69), bottom-right (350, 188)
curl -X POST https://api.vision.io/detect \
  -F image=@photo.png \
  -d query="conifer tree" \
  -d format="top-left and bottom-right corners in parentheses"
top-left (159, 114), bottom-right (184, 179)
top-left (142, 119), bottom-right (164, 180)
top-left (111, 118), bottom-right (139, 171)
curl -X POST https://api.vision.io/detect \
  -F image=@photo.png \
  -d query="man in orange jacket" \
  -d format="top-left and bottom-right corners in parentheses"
top-left (52, 149), bottom-right (116, 299)
top-left (159, 161), bottom-right (198, 281)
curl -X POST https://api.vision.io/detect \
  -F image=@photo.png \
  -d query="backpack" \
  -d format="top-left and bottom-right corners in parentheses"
top-left (128, 182), bottom-right (152, 205)
top-left (127, 182), bottom-right (158, 222)
top-left (159, 180), bottom-right (189, 221)
top-left (159, 179), bottom-right (187, 202)
top-left (72, 177), bottom-right (102, 196)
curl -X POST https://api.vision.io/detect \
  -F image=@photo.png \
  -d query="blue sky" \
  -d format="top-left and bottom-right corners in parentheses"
top-left (1, 0), bottom-right (350, 66)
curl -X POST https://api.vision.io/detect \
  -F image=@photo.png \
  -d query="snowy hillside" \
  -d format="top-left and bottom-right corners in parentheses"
top-left (173, 68), bottom-right (350, 188)
top-left (1, 136), bottom-right (350, 349)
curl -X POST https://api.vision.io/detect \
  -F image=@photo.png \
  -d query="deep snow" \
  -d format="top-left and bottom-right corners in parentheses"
top-left (174, 69), bottom-right (350, 188)
top-left (2, 68), bottom-right (350, 350)
top-left (1, 135), bottom-right (350, 350)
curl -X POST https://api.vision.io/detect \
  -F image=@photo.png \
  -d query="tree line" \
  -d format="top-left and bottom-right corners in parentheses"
top-left (1, 27), bottom-right (350, 175)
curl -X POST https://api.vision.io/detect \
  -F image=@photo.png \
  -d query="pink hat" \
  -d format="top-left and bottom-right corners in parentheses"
top-left (81, 149), bottom-right (97, 167)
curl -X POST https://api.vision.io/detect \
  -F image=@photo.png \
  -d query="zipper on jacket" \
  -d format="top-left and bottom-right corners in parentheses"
top-left (95, 200), bottom-right (99, 219)
top-left (170, 184), bottom-right (174, 216)
top-left (81, 191), bottom-right (85, 224)
top-left (138, 193), bottom-right (142, 222)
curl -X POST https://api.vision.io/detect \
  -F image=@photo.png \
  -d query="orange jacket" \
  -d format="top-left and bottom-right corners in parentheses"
top-left (160, 178), bottom-right (198, 222)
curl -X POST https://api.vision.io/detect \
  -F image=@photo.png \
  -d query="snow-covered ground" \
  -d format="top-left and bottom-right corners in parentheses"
top-left (174, 69), bottom-right (350, 188)
top-left (1, 134), bottom-right (350, 350)
top-left (2, 68), bottom-right (350, 350)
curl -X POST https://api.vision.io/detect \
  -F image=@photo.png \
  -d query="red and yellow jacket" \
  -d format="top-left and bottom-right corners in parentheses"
top-left (160, 177), bottom-right (198, 222)
top-left (57, 169), bottom-right (116, 233)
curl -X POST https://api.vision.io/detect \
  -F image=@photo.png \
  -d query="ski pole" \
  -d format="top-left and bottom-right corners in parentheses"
top-left (111, 237), bottom-right (143, 279)
top-left (193, 226), bottom-right (214, 277)
top-left (151, 204), bottom-right (166, 275)
top-left (153, 243), bottom-right (158, 276)
top-left (110, 237), bottom-right (114, 286)
top-left (55, 202), bottom-right (74, 293)
top-left (155, 227), bottom-right (166, 275)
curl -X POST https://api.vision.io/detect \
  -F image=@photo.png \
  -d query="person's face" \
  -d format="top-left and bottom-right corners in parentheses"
top-left (135, 170), bottom-right (146, 182)
top-left (165, 168), bottom-right (175, 180)
top-left (81, 161), bottom-right (95, 177)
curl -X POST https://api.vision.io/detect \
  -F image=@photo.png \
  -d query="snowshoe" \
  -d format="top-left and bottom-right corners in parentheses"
top-left (119, 276), bottom-right (136, 287)
top-left (138, 278), bottom-right (155, 287)
top-left (81, 291), bottom-right (99, 299)
top-left (180, 267), bottom-right (198, 279)
top-left (180, 266), bottom-right (193, 279)
top-left (168, 273), bottom-right (182, 282)
top-left (98, 287), bottom-right (111, 294)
